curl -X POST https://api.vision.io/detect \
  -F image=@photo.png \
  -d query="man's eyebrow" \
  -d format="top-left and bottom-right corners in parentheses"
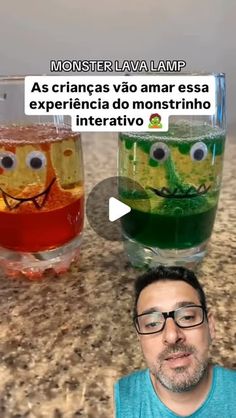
top-left (140, 307), bottom-right (161, 315)
top-left (174, 301), bottom-right (199, 309)
top-left (139, 301), bottom-right (199, 315)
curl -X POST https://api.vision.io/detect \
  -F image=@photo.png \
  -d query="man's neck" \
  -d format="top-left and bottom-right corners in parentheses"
top-left (150, 365), bottom-right (213, 417)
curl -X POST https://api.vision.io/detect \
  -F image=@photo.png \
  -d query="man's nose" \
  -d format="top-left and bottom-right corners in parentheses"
top-left (162, 317), bottom-right (185, 345)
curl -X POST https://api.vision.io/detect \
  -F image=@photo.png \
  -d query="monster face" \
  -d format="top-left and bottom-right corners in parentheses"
top-left (0, 126), bottom-right (83, 213)
top-left (119, 124), bottom-right (225, 206)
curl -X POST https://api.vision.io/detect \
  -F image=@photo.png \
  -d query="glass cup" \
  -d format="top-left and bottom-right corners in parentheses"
top-left (118, 73), bottom-right (226, 269)
top-left (0, 76), bottom-right (84, 278)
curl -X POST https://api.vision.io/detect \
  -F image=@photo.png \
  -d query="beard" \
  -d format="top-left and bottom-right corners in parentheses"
top-left (149, 343), bottom-right (209, 393)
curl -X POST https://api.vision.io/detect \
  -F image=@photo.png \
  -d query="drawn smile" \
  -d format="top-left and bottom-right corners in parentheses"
top-left (0, 177), bottom-right (56, 210)
top-left (149, 183), bottom-right (211, 199)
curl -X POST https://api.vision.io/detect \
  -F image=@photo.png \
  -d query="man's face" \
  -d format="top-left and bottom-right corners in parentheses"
top-left (136, 280), bottom-right (215, 393)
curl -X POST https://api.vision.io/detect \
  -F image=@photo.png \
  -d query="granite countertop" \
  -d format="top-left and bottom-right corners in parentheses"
top-left (0, 133), bottom-right (235, 418)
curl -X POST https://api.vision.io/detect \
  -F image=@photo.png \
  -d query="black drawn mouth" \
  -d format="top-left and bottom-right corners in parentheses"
top-left (149, 183), bottom-right (211, 199)
top-left (0, 177), bottom-right (56, 210)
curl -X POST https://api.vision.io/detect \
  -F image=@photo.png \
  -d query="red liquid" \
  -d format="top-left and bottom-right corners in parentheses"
top-left (0, 124), bottom-right (84, 253)
top-left (0, 197), bottom-right (84, 252)
top-left (0, 196), bottom-right (84, 252)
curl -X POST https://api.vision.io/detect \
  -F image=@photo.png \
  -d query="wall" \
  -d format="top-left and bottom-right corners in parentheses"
top-left (0, 0), bottom-right (235, 134)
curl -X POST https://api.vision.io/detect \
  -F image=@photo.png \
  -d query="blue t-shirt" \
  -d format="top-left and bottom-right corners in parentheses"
top-left (115, 365), bottom-right (236, 418)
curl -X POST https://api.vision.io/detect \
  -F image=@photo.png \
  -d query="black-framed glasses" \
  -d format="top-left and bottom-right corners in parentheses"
top-left (134, 305), bottom-right (206, 335)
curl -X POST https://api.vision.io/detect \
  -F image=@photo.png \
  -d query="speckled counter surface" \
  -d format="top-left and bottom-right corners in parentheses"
top-left (0, 134), bottom-right (235, 418)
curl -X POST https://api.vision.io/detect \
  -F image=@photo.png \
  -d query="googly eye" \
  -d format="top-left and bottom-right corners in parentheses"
top-left (26, 151), bottom-right (46, 170)
top-left (0, 152), bottom-right (17, 171)
top-left (63, 149), bottom-right (73, 157)
top-left (150, 142), bottom-right (170, 163)
top-left (190, 142), bottom-right (208, 162)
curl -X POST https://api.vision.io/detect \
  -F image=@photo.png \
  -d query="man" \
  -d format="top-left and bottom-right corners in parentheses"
top-left (115, 266), bottom-right (236, 418)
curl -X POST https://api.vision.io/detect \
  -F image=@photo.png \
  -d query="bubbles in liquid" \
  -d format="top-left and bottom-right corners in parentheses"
top-left (0, 124), bottom-right (79, 145)
top-left (120, 121), bottom-right (225, 143)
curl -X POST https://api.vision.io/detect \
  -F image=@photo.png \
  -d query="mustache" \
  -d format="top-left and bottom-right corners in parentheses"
top-left (0, 177), bottom-right (56, 210)
top-left (149, 183), bottom-right (211, 199)
top-left (159, 343), bottom-right (196, 361)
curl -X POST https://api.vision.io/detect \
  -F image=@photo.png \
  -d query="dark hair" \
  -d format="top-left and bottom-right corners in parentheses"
top-left (133, 266), bottom-right (207, 318)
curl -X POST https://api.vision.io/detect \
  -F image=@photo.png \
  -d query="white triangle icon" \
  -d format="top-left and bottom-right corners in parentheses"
top-left (109, 197), bottom-right (131, 222)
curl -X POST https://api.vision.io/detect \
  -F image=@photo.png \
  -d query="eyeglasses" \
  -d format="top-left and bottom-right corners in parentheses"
top-left (134, 305), bottom-right (206, 335)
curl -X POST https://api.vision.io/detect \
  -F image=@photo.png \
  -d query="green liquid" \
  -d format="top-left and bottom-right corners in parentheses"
top-left (121, 205), bottom-right (217, 249)
top-left (119, 122), bottom-right (225, 250)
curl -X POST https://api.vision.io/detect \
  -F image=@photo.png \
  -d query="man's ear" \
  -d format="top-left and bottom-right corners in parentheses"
top-left (207, 310), bottom-right (215, 341)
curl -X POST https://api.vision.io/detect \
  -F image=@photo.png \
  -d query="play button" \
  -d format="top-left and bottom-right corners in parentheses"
top-left (109, 197), bottom-right (131, 222)
top-left (86, 176), bottom-right (150, 241)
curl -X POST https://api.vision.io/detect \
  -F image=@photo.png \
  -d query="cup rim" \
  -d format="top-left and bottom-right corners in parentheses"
top-left (0, 75), bottom-right (46, 82)
top-left (0, 72), bottom-right (226, 80)
top-left (127, 72), bottom-right (225, 77)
